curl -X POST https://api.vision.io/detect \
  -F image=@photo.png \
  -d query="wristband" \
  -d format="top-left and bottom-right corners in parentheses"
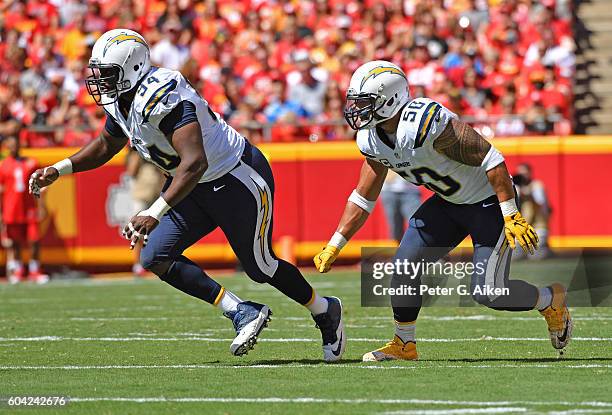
top-left (138, 196), bottom-right (172, 221)
top-left (328, 232), bottom-right (348, 249)
top-left (499, 199), bottom-right (519, 217)
top-left (50, 159), bottom-right (73, 176)
top-left (348, 189), bottom-right (376, 213)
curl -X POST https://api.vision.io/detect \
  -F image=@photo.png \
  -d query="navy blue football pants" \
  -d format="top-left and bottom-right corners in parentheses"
top-left (140, 141), bottom-right (314, 306)
top-left (392, 193), bottom-right (539, 323)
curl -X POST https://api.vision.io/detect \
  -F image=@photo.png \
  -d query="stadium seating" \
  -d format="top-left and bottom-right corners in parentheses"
top-left (0, 0), bottom-right (574, 145)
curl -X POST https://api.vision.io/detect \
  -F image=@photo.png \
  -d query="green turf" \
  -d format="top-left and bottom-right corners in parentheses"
top-left (0, 259), bottom-right (611, 414)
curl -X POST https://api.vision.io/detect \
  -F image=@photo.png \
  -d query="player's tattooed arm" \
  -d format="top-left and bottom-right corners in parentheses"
top-left (433, 119), bottom-right (491, 167)
top-left (336, 158), bottom-right (387, 240)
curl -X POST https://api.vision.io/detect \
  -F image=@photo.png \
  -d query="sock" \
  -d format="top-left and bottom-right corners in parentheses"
top-left (215, 287), bottom-right (242, 313)
top-left (160, 256), bottom-right (223, 304)
top-left (29, 260), bottom-right (40, 274)
top-left (305, 290), bottom-right (328, 315)
top-left (395, 320), bottom-right (416, 343)
top-left (536, 287), bottom-right (553, 311)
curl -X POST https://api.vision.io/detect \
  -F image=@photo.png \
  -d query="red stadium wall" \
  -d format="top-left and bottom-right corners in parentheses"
top-left (20, 136), bottom-right (612, 266)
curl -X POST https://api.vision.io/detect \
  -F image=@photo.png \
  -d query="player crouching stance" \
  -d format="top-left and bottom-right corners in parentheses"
top-left (314, 61), bottom-right (571, 361)
top-left (28, 29), bottom-right (345, 361)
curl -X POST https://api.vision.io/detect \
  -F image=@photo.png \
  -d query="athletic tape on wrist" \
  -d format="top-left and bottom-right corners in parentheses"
top-left (328, 232), bottom-right (348, 249)
top-left (138, 197), bottom-right (172, 221)
top-left (500, 199), bottom-right (519, 217)
top-left (348, 189), bottom-right (375, 213)
top-left (51, 159), bottom-right (73, 176)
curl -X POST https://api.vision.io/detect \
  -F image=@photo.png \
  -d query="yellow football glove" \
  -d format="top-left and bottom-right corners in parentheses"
top-left (313, 245), bottom-right (341, 273)
top-left (503, 212), bottom-right (539, 254)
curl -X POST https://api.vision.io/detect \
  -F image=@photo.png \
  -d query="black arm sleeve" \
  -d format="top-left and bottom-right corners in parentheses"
top-left (159, 101), bottom-right (198, 136)
top-left (104, 114), bottom-right (127, 139)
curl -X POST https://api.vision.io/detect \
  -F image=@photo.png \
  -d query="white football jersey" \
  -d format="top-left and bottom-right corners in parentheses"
top-left (357, 98), bottom-right (503, 204)
top-left (104, 67), bottom-right (245, 182)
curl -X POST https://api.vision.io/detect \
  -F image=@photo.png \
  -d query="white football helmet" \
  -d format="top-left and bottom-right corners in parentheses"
top-left (344, 60), bottom-right (410, 130)
top-left (86, 28), bottom-right (151, 105)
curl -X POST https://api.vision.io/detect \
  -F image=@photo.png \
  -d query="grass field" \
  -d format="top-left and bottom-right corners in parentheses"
top-left (1, 258), bottom-right (611, 415)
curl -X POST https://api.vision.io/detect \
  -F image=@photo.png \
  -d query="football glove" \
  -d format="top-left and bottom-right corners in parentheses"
top-left (313, 245), bottom-right (341, 273)
top-left (503, 212), bottom-right (539, 254)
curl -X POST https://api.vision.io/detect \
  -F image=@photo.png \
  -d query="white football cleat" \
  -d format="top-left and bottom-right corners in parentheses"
top-left (225, 301), bottom-right (272, 356)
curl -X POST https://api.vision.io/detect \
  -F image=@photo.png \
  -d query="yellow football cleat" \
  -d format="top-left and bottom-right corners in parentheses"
top-left (362, 335), bottom-right (418, 361)
top-left (539, 283), bottom-right (573, 350)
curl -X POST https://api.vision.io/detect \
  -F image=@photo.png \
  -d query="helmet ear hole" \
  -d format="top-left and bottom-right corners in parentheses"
top-left (386, 97), bottom-right (395, 106)
top-left (133, 64), bottom-right (139, 71)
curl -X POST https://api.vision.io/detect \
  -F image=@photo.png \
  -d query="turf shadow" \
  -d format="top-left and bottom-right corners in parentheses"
top-left (205, 358), bottom-right (364, 365)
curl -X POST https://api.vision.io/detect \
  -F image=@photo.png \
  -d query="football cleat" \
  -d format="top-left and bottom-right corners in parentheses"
top-left (539, 283), bottom-right (573, 350)
top-left (312, 296), bottom-right (345, 362)
top-left (224, 301), bottom-right (272, 356)
top-left (362, 335), bottom-right (418, 361)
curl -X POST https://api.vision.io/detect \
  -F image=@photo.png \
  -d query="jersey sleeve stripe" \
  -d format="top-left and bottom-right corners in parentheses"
top-left (359, 149), bottom-right (376, 158)
top-left (414, 103), bottom-right (441, 148)
top-left (142, 79), bottom-right (178, 122)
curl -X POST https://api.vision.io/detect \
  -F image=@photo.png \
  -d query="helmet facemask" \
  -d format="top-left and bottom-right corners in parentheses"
top-left (344, 91), bottom-right (386, 130)
top-left (86, 60), bottom-right (132, 106)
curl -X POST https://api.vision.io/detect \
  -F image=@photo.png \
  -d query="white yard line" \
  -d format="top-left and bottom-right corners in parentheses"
top-left (283, 315), bottom-right (612, 322)
top-left (56, 397), bottom-right (612, 408)
top-left (70, 317), bottom-right (170, 321)
top-left (548, 410), bottom-right (612, 415)
top-left (380, 408), bottom-right (527, 415)
top-left (0, 315), bottom-right (608, 323)
top-left (0, 336), bottom-right (610, 343)
top-left (1, 363), bottom-right (611, 370)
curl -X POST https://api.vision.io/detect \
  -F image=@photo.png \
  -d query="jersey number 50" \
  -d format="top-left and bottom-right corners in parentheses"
top-left (400, 167), bottom-right (461, 197)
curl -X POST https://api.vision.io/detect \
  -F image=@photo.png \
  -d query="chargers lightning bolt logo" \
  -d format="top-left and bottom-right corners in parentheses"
top-left (103, 33), bottom-right (147, 56)
top-left (253, 180), bottom-right (270, 266)
top-left (360, 66), bottom-right (406, 89)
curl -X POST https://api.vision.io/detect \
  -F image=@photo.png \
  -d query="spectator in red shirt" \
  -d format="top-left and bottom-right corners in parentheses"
top-left (0, 135), bottom-right (48, 283)
top-left (0, 0), bottom-right (575, 142)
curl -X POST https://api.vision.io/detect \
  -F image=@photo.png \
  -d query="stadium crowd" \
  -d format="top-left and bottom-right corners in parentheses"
top-left (0, 0), bottom-right (574, 145)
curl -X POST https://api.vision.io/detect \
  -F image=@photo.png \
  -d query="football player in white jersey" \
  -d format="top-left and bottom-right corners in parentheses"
top-left (314, 60), bottom-right (572, 361)
top-left (28, 29), bottom-right (345, 361)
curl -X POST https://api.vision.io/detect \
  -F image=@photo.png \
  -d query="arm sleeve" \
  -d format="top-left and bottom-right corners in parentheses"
top-left (158, 100), bottom-right (198, 136)
top-left (104, 114), bottom-right (127, 139)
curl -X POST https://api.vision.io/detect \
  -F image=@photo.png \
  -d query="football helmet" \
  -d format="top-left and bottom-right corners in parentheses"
top-left (86, 29), bottom-right (151, 105)
top-left (344, 60), bottom-right (410, 130)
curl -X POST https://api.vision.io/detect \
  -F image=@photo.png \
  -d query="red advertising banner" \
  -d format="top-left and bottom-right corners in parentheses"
top-left (19, 136), bottom-right (612, 266)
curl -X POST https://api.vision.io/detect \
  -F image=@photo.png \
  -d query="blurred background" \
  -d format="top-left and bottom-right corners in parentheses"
top-left (0, 0), bottom-right (581, 143)
top-left (0, 0), bottom-right (610, 280)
